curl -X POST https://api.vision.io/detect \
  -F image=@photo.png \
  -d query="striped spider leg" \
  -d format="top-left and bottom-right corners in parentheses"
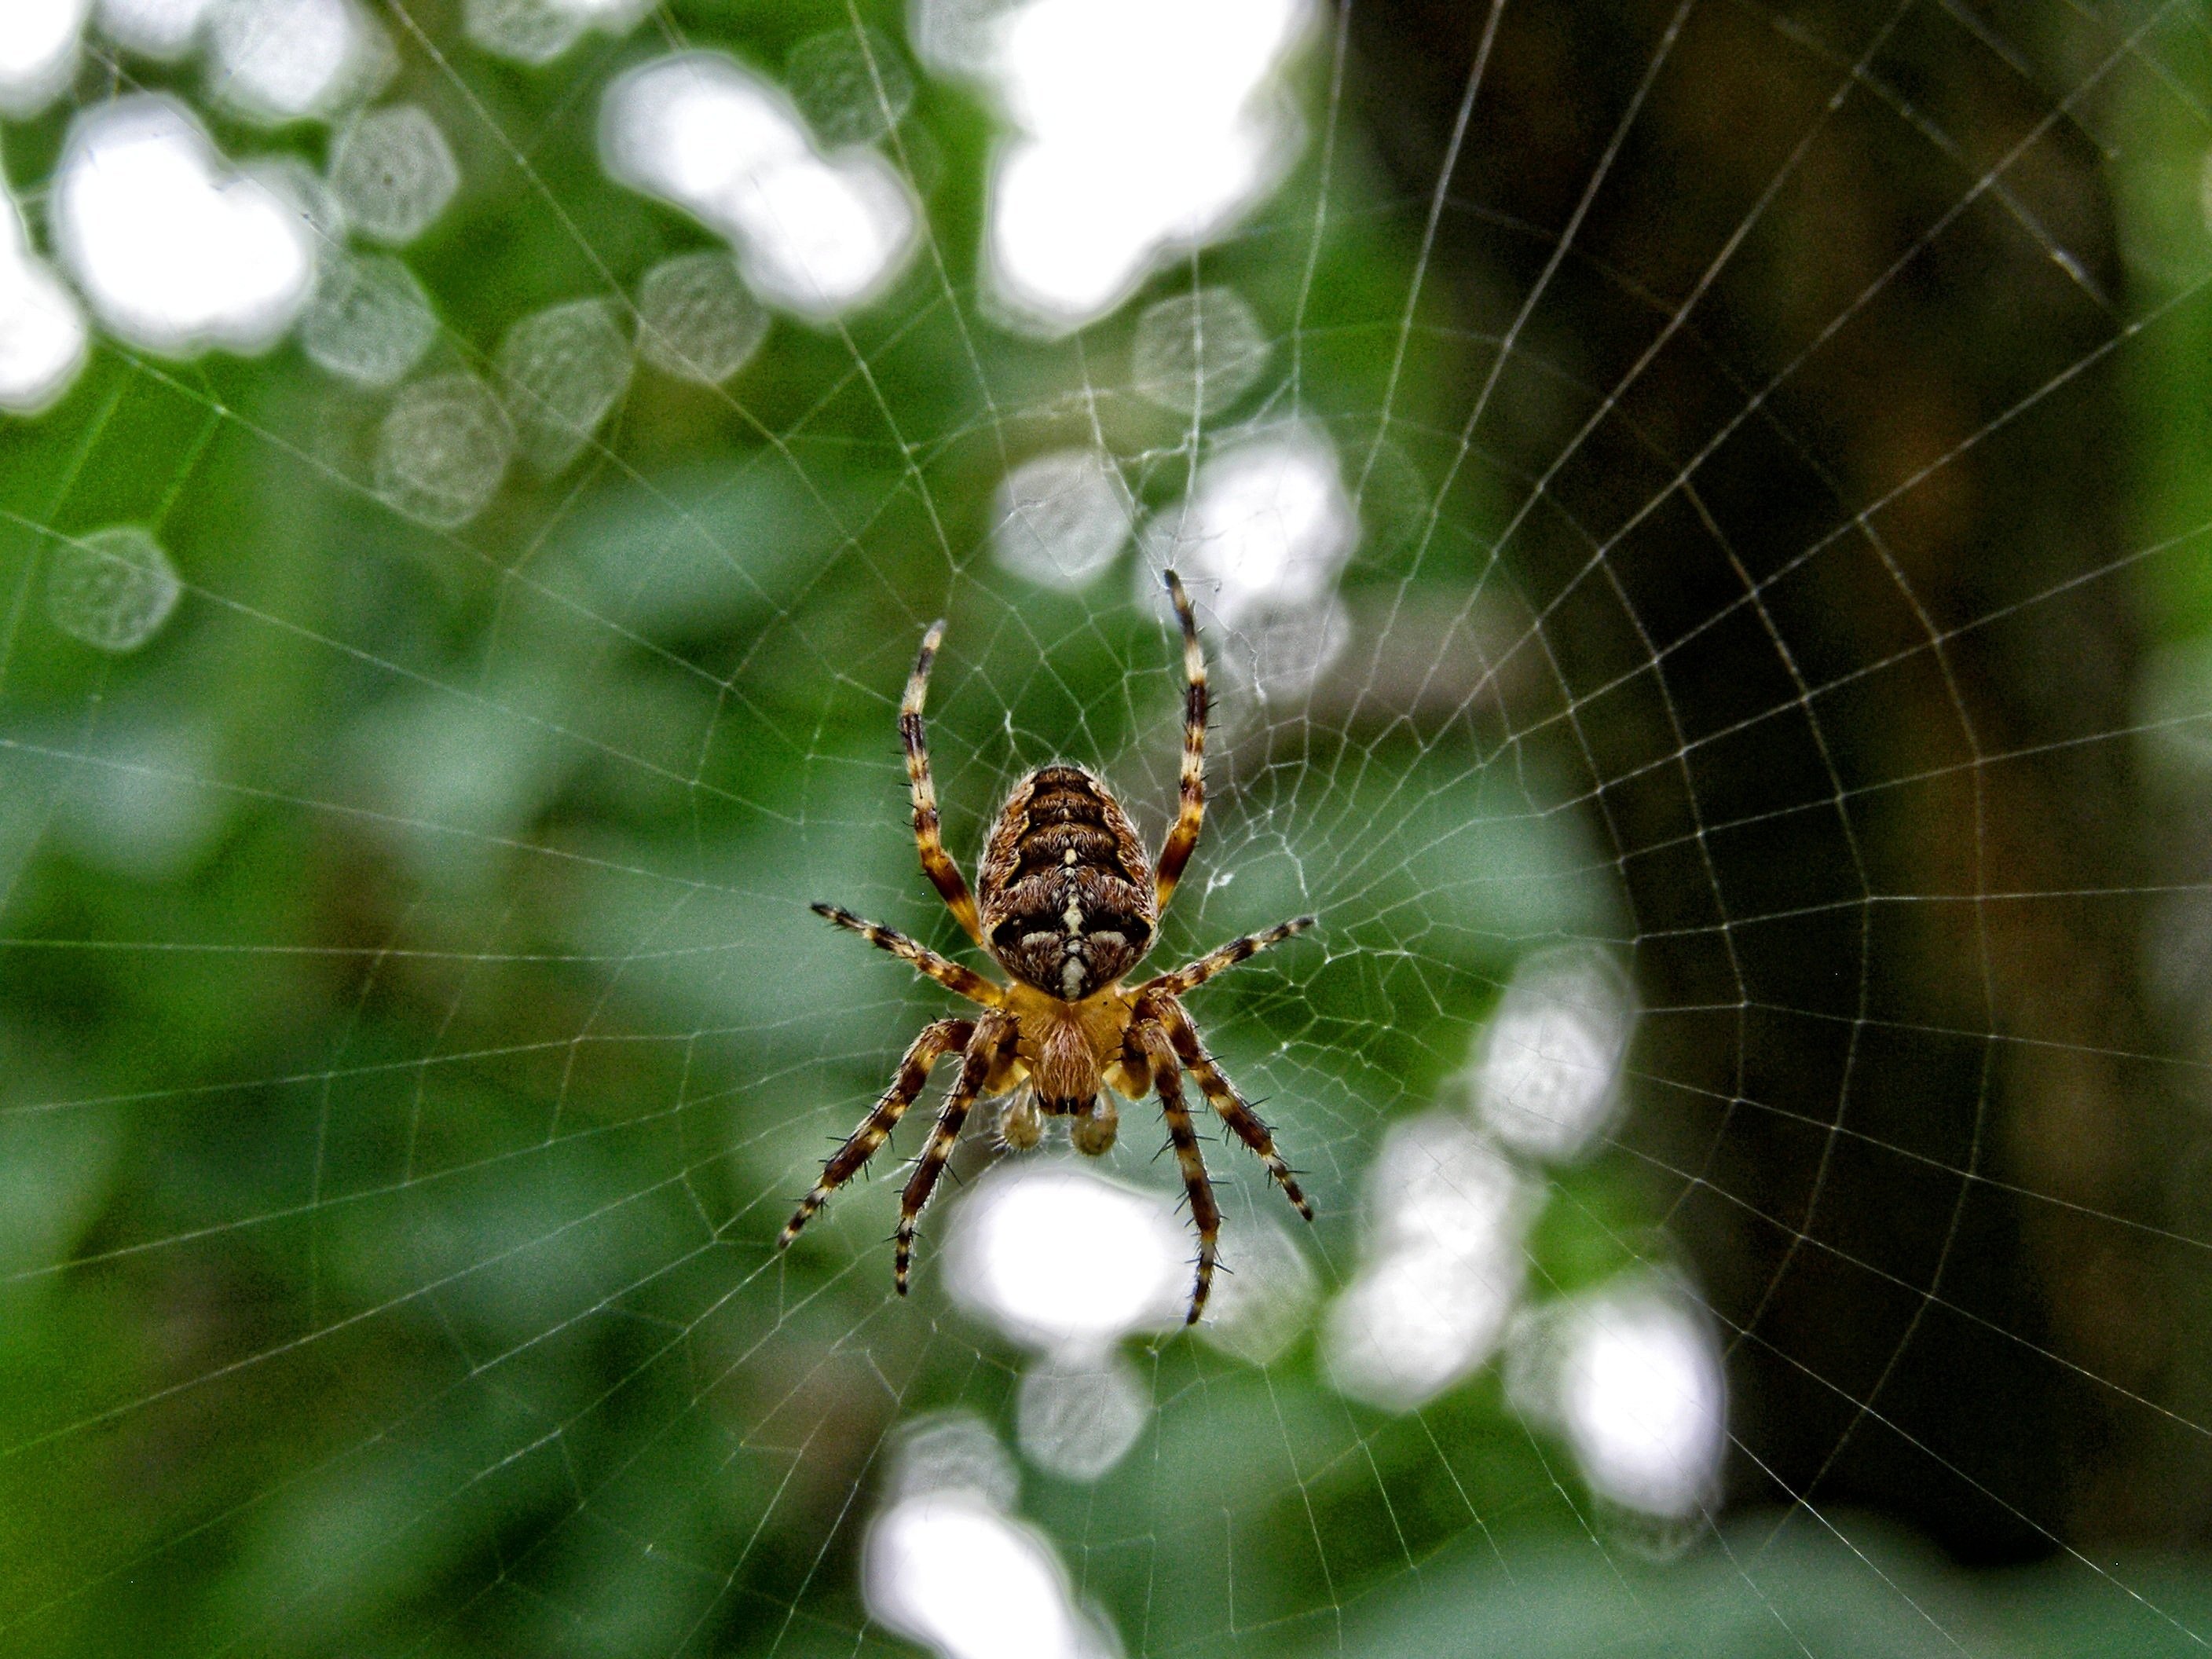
top-left (1126, 914), bottom-right (1315, 1321)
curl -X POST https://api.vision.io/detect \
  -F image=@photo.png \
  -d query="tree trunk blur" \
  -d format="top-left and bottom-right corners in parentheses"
top-left (1350, 0), bottom-right (2207, 1556)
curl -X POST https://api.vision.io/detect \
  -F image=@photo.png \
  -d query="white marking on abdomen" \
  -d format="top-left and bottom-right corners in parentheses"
top-left (1061, 958), bottom-right (1086, 997)
top-left (1062, 899), bottom-right (1083, 936)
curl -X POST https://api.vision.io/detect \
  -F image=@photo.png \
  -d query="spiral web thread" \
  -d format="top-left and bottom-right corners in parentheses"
top-left (1, 2), bottom-right (2210, 1654)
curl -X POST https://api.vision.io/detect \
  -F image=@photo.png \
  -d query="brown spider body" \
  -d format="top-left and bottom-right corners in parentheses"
top-left (780, 571), bottom-right (1315, 1324)
top-left (980, 763), bottom-right (1158, 1007)
top-left (978, 763), bottom-right (1156, 1124)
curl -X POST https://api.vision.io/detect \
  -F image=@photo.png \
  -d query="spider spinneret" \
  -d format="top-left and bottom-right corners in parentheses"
top-left (778, 569), bottom-right (1315, 1324)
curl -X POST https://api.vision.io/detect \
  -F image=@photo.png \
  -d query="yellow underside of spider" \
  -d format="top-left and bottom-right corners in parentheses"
top-left (979, 980), bottom-right (1156, 1114)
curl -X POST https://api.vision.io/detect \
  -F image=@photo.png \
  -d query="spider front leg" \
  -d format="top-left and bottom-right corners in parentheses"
top-left (1134, 1019), bottom-right (1219, 1324)
top-left (895, 1009), bottom-right (1014, 1295)
top-left (1137, 915), bottom-right (1316, 1001)
top-left (811, 903), bottom-right (1002, 1006)
top-left (780, 1016), bottom-right (976, 1248)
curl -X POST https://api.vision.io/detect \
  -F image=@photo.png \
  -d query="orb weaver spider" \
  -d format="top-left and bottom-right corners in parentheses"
top-left (778, 571), bottom-right (1316, 1323)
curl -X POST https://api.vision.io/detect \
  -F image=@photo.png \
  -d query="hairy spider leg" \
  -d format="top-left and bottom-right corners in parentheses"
top-left (811, 903), bottom-right (1003, 1006)
top-left (902, 619), bottom-right (987, 947)
top-left (1152, 569), bottom-right (1208, 916)
top-left (779, 1016), bottom-right (976, 1247)
top-left (1138, 915), bottom-right (1317, 1001)
top-left (1136, 1020), bottom-right (1220, 1324)
top-left (1154, 996), bottom-right (1313, 1220)
top-left (895, 1009), bottom-right (1015, 1295)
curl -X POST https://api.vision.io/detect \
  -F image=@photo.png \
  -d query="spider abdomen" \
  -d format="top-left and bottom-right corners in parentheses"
top-left (978, 764), bottom-right (1157, 1000)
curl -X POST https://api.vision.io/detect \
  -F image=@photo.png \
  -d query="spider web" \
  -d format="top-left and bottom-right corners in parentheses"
top-left (2, 0), bottom-right (2211, 1654)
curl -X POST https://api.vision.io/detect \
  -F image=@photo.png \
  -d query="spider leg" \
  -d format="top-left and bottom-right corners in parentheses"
top-left (1137, 914), bottom-right (1316, 1001)
top-left (780, 1016), bottom-right (976, 1247)
top-left (1154, 996), bottom-right (1313, 1221)
top-left (1152, 569), bottom-right (1207, 917)
top-left (895, 1009), bottom-right (1014, 1295)
top-left (1135, 1019), bottom-right (1219, 1325)
top-left (902, 620), bottom-right (988, 947)
top-left (811, 903), bottom-right (1003, 1006)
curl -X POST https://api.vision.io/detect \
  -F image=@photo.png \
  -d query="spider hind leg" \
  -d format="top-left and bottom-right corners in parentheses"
top-left (1136, 1019), bottom-right (1218, 1324)
top-left (1158, 998), bottom-right (1312, 1220)
top-left (780, 1016), bottom-right (974, 1248)
top-left (893, 1009), bottom-right (1014, 1295)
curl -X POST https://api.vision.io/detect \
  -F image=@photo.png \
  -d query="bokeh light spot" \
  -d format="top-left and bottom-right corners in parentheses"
top-left (53, 95), bottom-right (317, 355)
top-left (1141, 423), bottom-right (1358, 627)
top-left (329, 103), bottom-right (460, 245)
top-left (786, 24), bottom-right (915, 148)
top-left (0, 192), bottom-right (89, 414)
top-left (1130, 285), bottom-right (1272, 419)
top-left (93, 0), bottom-right (211, 60)
top-left (1324, 1112), bottom-right (1533, 1410)
top-left (634, 251), bottom-right (770, 384)
top-left (373, 372), bottom-right (514, 528)
top-left (496, 298), bottom-right (633, 475)
top-left (0, 0), bottom-right (89, 116)
top-left (297, 250), bottom-right (438, 388)
top-left (866, 1492), bottom-right (1111, 1659)
top-left (990, 448), bottom-right (1133, 591)
top-left (943, 1163), bottom-right (1187, 1353)
top-left (1467, 945), bottom-right (1635, 1164)
top-left (599, 52), bottom-right (919, 320)
top-left (948, 0), bottom-right (1312, 331)
top-left (46, 526), bottom-right (183, 653)
top-left (203, 0), bottom-right (389, 126)
top-left (1510, 1279), bottom-right (1727, 1522)
top-left (1015, 1351), bottom-right (1148, 1481)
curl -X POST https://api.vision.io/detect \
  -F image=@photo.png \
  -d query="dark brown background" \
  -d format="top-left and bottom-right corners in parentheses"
top-left (1350, 0), bottom-right (2206, 1558)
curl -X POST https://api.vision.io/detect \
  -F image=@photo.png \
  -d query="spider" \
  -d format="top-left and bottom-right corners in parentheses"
top-left (778, 570), bottom-right (1315, 1324)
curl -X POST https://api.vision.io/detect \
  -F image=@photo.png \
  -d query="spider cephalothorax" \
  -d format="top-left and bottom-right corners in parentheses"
top-left (778, 570), bottom-right (1315, 1324)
